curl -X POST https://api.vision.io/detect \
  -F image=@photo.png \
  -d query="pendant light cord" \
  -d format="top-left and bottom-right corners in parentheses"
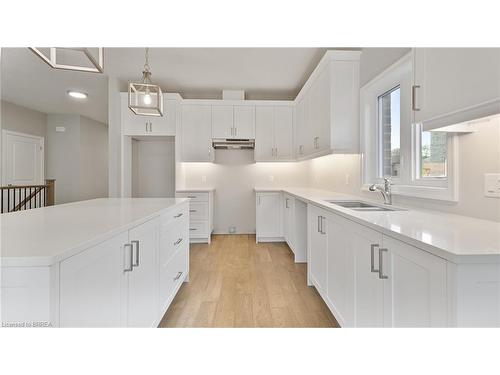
top-left (144, 47), bottom-right (150, 72)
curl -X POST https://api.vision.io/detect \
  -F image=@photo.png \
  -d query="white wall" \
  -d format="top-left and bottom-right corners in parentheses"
top-left (79, 116), bottom-right (109, 201)
top-left (180, 150), bottom-right (308, 233)
top-left (132, 138), bottom-right (175, 198)
top-left (46, 114), bottom-right (108, 204)
top-left (1, 100), bottom-right (47, 138)
top-left (108, 76), bottom-right (122, 197)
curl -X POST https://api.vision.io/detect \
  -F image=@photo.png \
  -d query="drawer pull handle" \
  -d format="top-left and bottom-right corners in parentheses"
top-left (370, 244), bottom-right (379, 273)
top-left (131, 240), bottom-right (140, 267)
top-left (174, 271), bottom-right (183, 281)
top-left (378, 248), bottom-right (388, 280)
top-left (187, 195), bottom-right (196, 198)
top-left (174, 213), bottom-right (183, 218)
top-left (189, 228), bottom-right (197, 231)
top-left (174, 238), bottom-right (183, 246)
top-left (190, 209), bottom-right (197, 212)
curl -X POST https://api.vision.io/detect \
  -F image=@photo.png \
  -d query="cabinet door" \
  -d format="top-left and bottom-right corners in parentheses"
top-left (414, 48), bottom-right (500, 124)
top-left (351, 223), bottom-right (384, 327)
top-left (121, 94), bottom-right (173, 136)
top-left (295, 99), bottom-right (306, 157)
top-left (326, 213), bottom-right (353, 326)
top-left (308, 67), bottom-right (331, 153)
top-left (308, 205), bottom-right (328, 295)
top-left (59, 232), bottom-right (129, 327)
top-left (274, 106), bottom-right (294, 160)
top-left (181, 105), bottom-right (213, 162)
top-left (255, 106), bottom-right (275, 161)
top-left (381, 236), bottom-right (447, 327)
top-left (256, 193), bottom-right (282, 239)
top-left (128, 218), bottom-right (160, 327)
top-left (234, 105), bottom-right (255, 139)
top-left (153, 99), bottom-right (176, 135)
top-left (211, 105), bottom-right (234, 139)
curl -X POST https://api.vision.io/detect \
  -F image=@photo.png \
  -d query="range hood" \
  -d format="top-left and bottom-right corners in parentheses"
top-left (212, 138), bottom-right (255, 150)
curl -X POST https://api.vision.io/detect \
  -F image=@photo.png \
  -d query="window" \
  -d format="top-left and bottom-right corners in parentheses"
top-left (361, 52), bottom-right (458, 202)
top-left (378, 87), bottom-right (401, 178)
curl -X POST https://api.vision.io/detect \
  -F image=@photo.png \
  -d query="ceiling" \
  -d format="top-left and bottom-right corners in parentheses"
top-left (1, 47), bottom-right (334, 124)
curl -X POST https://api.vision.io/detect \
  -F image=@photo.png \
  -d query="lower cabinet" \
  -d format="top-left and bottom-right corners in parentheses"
top-left (59, 204), bottom-right (189, 327)
top-left (283, 194), bottom-right (294, 247)
top-left (307, 203), bottom-right (449, 327)
top-left (255, 192), bottom-right (282, 242)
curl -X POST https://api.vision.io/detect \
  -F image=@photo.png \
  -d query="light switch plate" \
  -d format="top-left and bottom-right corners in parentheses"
top-left (484, 173), bottom-right (500, 198)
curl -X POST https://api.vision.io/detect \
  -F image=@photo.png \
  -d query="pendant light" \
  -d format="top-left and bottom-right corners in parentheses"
top-left (128, 48), bottom-right (164, 117)
top-left (29, 48), bottom-right (104, 73)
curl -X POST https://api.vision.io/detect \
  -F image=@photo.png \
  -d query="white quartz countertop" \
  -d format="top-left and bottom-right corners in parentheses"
top-left (176, 188), bottom-right (215, 192)
top-left (255, 187), bottom-right (500, 263)
top-left (1, 198), bottom-right (189, 267)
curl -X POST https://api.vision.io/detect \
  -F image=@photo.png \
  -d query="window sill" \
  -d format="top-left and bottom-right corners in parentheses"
top-left (361, 184), bottom-right (458, 202)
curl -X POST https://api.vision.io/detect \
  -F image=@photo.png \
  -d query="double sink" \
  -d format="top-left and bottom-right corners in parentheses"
top-left (324, 200), bottom-right (405, 212)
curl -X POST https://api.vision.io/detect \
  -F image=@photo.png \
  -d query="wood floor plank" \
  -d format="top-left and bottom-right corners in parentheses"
top-left (159, 234), bottom-right (338, 328)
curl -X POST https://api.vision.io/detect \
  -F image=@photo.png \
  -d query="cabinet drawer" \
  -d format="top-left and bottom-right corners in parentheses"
top-left (160, 220), bottom-right (187, 266)
top-left (189, 201), bottom-right (208, 220)
top-left (189, 220), bottom-right (208, 238)
top-left (161, 204), bottom-right (189, 227)
top-left (176, 192), bottom-right (208, 202)
top-left (159, 246), bottom-right (188, 308)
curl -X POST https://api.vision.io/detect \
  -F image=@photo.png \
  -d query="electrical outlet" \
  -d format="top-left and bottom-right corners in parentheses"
top-left (201, 175), bottom-right (207, 183)
top-left (484, 173), bottom-right (500, 198)
top-left (268, 175), bottom-right (274, 182)
top-left (345, 174), bottom-right (350, 185)
top-left (229, 226), bottom-right (236, 234)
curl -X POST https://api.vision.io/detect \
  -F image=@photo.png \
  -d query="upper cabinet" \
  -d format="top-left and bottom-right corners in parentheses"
top-left (181, 104), bottom-right (214, 162)
top-left (121, 93), bottom-right (177, 136)
top-left (413, 48), bottom-right (500, 129)
top-left (294, 51), bottom-right (361, 159)
top-left (255, 105), bottom-right (294, 161)
top-left (211, 104), bottom-right (255, 139)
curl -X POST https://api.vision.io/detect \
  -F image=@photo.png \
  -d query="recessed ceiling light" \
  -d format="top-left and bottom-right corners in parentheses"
top-left (67, 90), bottom-right (88, 99)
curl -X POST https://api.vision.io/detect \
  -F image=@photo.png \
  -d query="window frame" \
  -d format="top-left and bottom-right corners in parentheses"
top-left (361, 52), bottom-right (459, 202)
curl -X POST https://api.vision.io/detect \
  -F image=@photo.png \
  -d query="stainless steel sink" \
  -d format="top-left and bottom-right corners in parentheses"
top-left (324, 200), bottom-right (405, 212)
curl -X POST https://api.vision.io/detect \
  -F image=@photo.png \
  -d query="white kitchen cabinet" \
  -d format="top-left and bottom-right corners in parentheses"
top-left (127, 218), bottom-right (160, 327)
top-left (181, 104), bottom-right (214, 162)
top-left (60, 232), bottom-right (129, 327)
top-left (255, 192), bottom-right (282, 242)
top-left (255, 105), bottom-right (294, 161)
top-left (176, 189), bottom-right (214, 244)
top-left (294, 97), bottom-right (309, 157)
top-left (211, 105), bottom-right (234, 139)
top-left (413, 48), bottom-right (500, 126)
top-left (381, 236), bottom-right (447, 327)
top-left (307, 205), bottom-right (328, 296)
top-left (234, 105), bottom-right (255, 139)
top-left (121, 93), bottom-right (176, 136)
top-left (211, 105), bottom-right (255, 139)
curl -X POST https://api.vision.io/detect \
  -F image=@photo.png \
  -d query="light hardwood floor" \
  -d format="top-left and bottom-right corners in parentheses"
top-left (159, 234), bottom-right (338, 328)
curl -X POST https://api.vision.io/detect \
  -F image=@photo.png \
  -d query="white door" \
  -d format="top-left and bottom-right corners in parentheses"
top-left (181, 105), bottom-right (213, 162)
top-left (128, 218), bottom-right (160, 327)
top-left (255, 106), bottom-right (275, 161)
top-left (211, 105), bottom-right (234, 139)
top-left (308, 205), bottom-right (328, 294)
top-left (59, 232), bottom-right (129, 327)
top-left (234, 106), bottom-right (255, 139)
top-left (351, 223), bottom-right (384, 327)
top-left (2, 130), bottom-right (44, 186)
top-left (274, 106), bottom-right (294, 160)
top-left (381, 236), bottom-right (448, 327)
top-left (256, 193), bottom-right (282, 239)
top-left (326, 213), bottom-right (353, 326)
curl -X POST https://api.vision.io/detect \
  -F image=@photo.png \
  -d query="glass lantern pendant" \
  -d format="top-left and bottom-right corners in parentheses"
top-left (128, 48), bottom-right (164, 117)
top-left (29, 48), bottom-right (104, 73)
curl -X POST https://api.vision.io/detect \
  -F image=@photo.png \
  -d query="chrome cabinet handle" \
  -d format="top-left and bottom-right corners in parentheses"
top-left (412, 85), bottom-right (421, 111)
top-left (370, 244), bottom-right (379, 273)
top-left (187, 195), bottom-right (196, 199)
top-left (174, 238), bottom-right (183, 246)
top-left (320, 216), bottom-right (326, 235)
top-left (317, 215), bottom-right (321, 233)
top-left (174, 213), bottom-right (183, 218)
top-left (285, 198), bottom-right (289, 209)
top-left (378, 248), bottom-right (388, 279)
top-left (150, 122), bottom-right (153, 132)
top-left (124, 243), bottom-right (133, 272)
top-left (131, 240), bottom-right (140, 267)
top-left (299, 145), bottom-right (303, 155)
top-left (174, 271), bottom-right (183, 281)
top-left (190, 209), bottom-right (197, 212)
top-left (234, 127), bottom-right (237, 136)
top-left (190, 228), bottom-right (197, 231)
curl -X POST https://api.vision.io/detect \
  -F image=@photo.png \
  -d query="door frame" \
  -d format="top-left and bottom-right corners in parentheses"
top-left (1, 129), bottom-right (45, 186)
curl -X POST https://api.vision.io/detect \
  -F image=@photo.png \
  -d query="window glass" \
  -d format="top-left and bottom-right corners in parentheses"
top-left (421, 131), bottom-right (447, 178)
top-left (378, 87), bottom-right (400, 177)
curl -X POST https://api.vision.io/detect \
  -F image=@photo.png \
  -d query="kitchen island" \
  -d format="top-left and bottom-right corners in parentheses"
top-left (1, 198), bottom-right (190, 327)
